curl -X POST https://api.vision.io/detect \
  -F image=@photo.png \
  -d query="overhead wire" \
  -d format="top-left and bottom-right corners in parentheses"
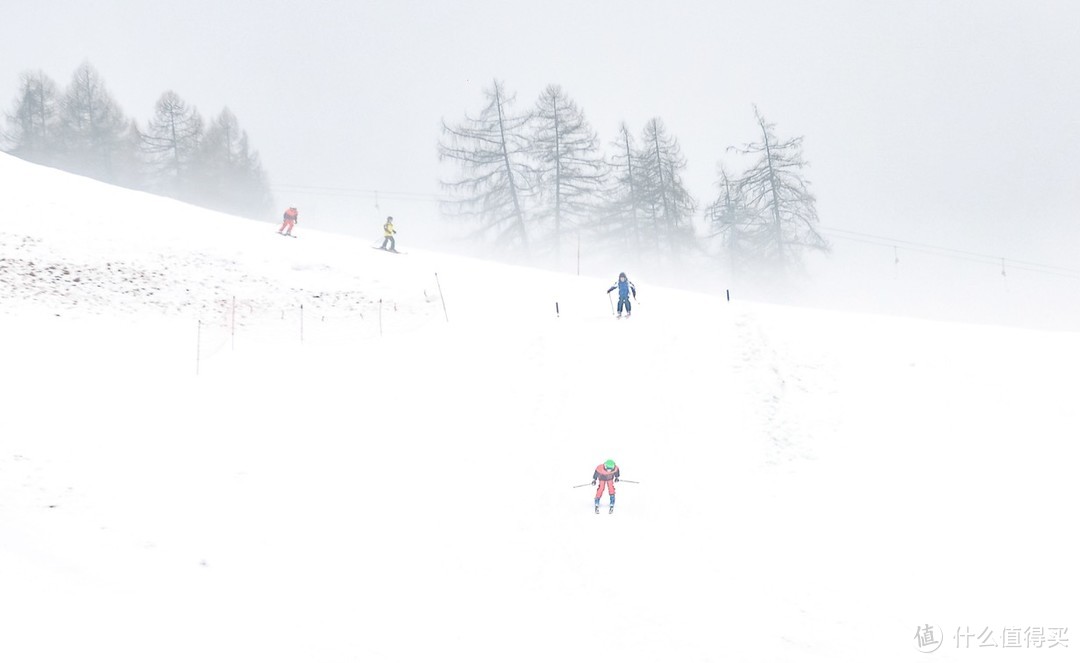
top-left (819, 225), bottom-right (1080, 280)
top-left (268, 183), bottom-right (1080, 281)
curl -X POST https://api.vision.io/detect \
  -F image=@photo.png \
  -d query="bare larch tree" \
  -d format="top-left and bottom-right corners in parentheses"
top-left (530, 84), bottom-right (606, 259)
top-left (439, 79), bottom-right (535, 251)
top-left (57, 61), bottom-right (133, 183)
top-left (597, 122), bottom-right (648, 259)
top-left (141, 90), bottom-right (204, 196)
top-left (637, 117), bottom-right (697, 257)
top-left (191, 107), bottom-right (273, 218)
top-left (4, 70), bottom-right (61, 164)
top-left (727, 106), bottom-right (828, 268)
top-left (705, 164), bottom-right (763, 275)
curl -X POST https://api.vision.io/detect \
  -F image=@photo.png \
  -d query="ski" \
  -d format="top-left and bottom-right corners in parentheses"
top-left (371, 247), bottom-right (406, 254)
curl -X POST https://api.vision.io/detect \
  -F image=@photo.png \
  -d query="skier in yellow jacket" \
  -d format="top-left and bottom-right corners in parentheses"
top-left (380, 216), bottom-right (397, 252)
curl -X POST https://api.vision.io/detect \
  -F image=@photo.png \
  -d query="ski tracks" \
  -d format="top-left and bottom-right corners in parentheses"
top-left (731, 306), bottom-right (840, 467)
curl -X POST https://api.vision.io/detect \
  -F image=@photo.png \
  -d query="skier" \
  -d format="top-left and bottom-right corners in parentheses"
top-left (606, 272), bottom-right (637, 318)
top-left (278, 207), bottom-right (298, 236)
top-left (592, 459), bottom-right (620, 514)
top-left (380, 215), bottom-right (397, 252)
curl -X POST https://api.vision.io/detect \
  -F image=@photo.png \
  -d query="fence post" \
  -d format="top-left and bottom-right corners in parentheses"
top-left (435, 272), bottom-right (449, 323)
top-left (196, 319), bottom-right (202, 376)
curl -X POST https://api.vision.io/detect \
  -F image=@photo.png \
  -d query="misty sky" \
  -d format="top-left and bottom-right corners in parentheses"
top-left (4, 0), bottom-right (1080, 267)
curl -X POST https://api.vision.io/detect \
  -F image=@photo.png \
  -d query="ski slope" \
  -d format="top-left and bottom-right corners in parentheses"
top-left (1, 152), bottom-right (1077, 662)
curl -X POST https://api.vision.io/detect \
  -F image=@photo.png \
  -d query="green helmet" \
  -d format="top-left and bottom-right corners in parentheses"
top-left (604, 459), bottom-right (616, 470)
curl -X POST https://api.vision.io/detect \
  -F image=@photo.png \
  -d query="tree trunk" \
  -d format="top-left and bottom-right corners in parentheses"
top-left (553, 96), bottom-right (562, 258)
top-left (623, 130), bottom-right (641, 261)
top-left (34, 79), bottom-right (47, 149)
top-left (652, 121), bottom-right (668, 253)
top-left (760, 115), bottom-right (783, 263)
top-left (494, 81), bottom-right (528, 248)
top-left (170, 113), bottom-right (181, 179)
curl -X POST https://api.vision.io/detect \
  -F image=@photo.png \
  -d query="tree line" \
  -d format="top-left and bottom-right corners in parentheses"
top-left (439, 80), bottom-right (828, 273)
top-left (2, 61), bottom-right (273, 219)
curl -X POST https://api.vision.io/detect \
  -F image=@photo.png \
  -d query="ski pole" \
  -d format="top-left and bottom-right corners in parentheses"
top-left (619, 480), bottom-right (641, 484)
top-left (572, 482), bottom-right (593, 489)
top-left (608, 291), bottom-right (615, 315)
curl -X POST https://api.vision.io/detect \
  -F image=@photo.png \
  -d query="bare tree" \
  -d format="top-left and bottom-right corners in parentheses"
top-left (4, 63), bottom-right (271, 217)
top-left (638, 117), bottom-right (697, 257)
top-left (595, 122), bottom-right (647, 259)
top-left (705, 164), bottom-right (763, 275)
top-left (530, 85), bottom-right (606, 259)
top-left (4, 70), bottom-right (61, 164)
top-left (439, 79), bottom-right (535, 251)
top-left (57, 61), bottom-right (134, 183)
top-left (727, 106), bottom-right (828, 268)
top-left (192, 107), bottom-right (273, 217)
top-left (141, 90), bottom-right (204, 196)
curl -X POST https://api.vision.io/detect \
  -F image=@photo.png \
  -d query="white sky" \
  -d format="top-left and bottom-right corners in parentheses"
top-left (4, 0), bottom-right (1080, 264)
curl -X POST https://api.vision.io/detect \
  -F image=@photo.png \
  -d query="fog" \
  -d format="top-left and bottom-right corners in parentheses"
top-left (4, 0), bottom-right (1079, 329)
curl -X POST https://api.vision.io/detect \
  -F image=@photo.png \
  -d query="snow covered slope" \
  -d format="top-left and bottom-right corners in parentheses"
top-left (1, 153), bottom-right (1077, 662)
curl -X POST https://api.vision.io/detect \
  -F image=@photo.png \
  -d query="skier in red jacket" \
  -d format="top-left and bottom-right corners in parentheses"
top-left (592, 459), bottom-right (620, 514)
top-left (278, 207), bottom-right (298, 236)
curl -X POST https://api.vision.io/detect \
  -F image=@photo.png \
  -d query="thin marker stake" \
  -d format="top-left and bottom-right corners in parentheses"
top-left (230, 296), bottom-right (236, 351)
top-left (435, 272), bottom-right (449, 322)
top-left (196, 319), bottom-right (202, 376)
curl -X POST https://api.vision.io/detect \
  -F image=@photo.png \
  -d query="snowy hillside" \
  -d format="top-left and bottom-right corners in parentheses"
top-left (1, 152), bottom-right (1077, 662)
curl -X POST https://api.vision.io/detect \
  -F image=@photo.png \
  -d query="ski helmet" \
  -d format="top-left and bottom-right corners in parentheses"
top-left (604, 459), bottom-right (616, 470)
top-left (618, 272), bottom-right (626, 280)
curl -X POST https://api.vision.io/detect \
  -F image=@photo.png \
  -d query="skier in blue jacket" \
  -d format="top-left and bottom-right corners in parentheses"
top-left (606, 272), bottom-right (637, 318)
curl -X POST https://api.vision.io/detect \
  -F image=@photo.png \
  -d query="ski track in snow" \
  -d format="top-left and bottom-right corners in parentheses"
top-left (733, 310), bottom-right (842, 466)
